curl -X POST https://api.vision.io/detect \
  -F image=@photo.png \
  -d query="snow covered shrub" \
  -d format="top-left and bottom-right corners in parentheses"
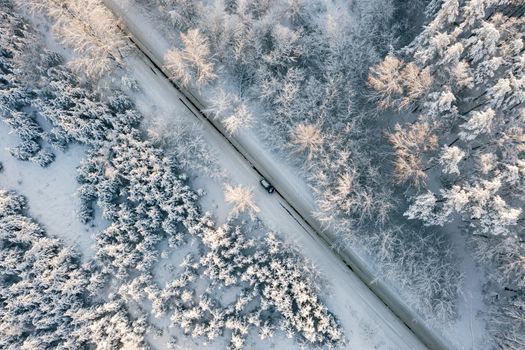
top-left (292, 123), bottom-right (324, 161)
top-left (223, 103), bottom-right (253, 135)
top-left (204, 90), bottom-right (254, 135)
top-left (0, 189), bottom-right (147, 350)
top-left (136, 0), bottom-right (201, 31)
top-left (146, 118), bottom-right (222, 179)
top-left (311, 126), bottom-right (394, 228)
top-left (368, 56), bottom-right (432, 110)
top-left (7, 139), bottom-right (39, 161)
top-left (387, 122), bottom-right (439, 186)
top-left (363, 226), bottom-right (462, 322)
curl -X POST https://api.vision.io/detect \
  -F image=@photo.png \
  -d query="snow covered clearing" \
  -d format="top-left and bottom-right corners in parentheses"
top-left (0, 122), bottom-right (104, 259)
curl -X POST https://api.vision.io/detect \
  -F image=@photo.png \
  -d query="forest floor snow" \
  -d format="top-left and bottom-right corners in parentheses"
top-left (0, 123), bottom-right (106, 260)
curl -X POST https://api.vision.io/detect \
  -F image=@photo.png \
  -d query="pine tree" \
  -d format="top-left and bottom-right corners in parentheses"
top-left (0, 189), bottom-right (146, 349)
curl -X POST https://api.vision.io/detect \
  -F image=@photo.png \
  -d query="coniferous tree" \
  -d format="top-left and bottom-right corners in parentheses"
top-left (0, 189), bottom-right (147, 350)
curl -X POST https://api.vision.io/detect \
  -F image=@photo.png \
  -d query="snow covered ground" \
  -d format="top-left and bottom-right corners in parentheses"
top-left (0, 123), bottom-right (106, 260)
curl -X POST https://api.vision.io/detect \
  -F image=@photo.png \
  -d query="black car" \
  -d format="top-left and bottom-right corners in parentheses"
top-left (259, 178), bottom-right (275, 193)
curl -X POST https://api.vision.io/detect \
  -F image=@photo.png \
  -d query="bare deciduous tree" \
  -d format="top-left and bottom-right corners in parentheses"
top-left (292, 123), bottom-right (324, 161)
top-left (164, 29), bottom-right (216, 87)
top-left (15, 0), bottom-right (129, 81)
top-left (387, 123), bottom-right (438, 186)
top-left (368, 55), bottom-right (404, 110)
top-left (224, 184), bottom-right (259, 218)
top-left (223, 103), bottom-right (253, 135)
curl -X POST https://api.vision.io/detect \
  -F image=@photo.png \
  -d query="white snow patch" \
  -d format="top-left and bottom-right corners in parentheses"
top-left (0, 122), bottom-right (106, 260)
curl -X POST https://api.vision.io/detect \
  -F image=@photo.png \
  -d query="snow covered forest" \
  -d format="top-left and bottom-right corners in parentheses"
top-left (1, 0), bottom-right (524, 349)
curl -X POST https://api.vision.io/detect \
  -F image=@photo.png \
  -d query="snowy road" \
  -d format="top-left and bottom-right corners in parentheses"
top-left (101, 1), bottom-right (449, 349)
